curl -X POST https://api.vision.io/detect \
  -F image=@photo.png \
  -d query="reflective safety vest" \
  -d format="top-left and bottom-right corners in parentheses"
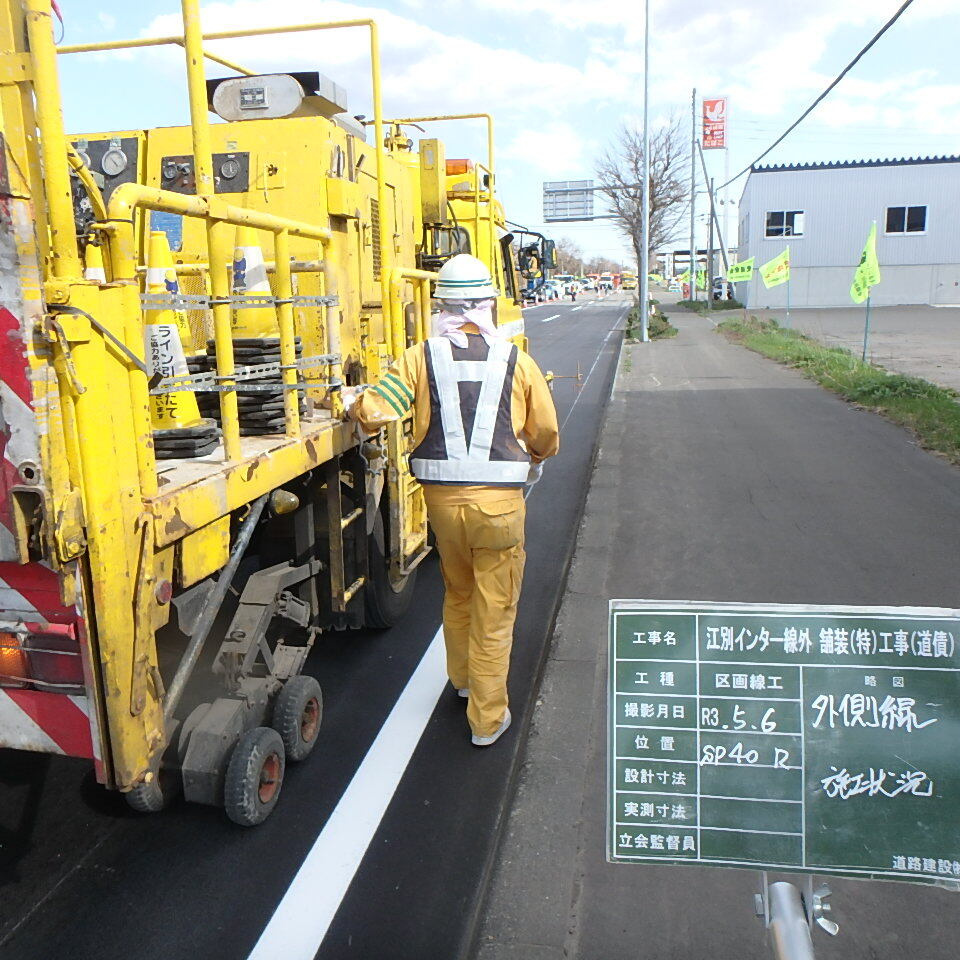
top-left (410, 335), bottom-right (530, 485)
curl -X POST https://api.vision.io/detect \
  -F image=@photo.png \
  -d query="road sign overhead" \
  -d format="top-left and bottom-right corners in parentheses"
top-left (543, 179), bottom-right (594, 222)
top-left (608, 600), bottom-right (960, 884)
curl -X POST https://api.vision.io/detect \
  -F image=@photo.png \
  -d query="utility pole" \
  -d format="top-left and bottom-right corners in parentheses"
top-left (707, 176), bottom-right (715, 310)
top-left (697, 141), bottom-right (729, 273)
top-left (689, 88), bottom-right (697, 302)
top-left (639, 0), bottom-right (651, 342)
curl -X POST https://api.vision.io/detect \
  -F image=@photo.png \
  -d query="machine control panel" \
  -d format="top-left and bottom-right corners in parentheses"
top-left (159, 152), bottom-right (251, 194)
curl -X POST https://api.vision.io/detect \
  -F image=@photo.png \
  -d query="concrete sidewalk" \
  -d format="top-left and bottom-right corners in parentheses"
top-left (472, 308), bottom-right (960, 959)
top-left (753, 303), bottom-right (960, 392)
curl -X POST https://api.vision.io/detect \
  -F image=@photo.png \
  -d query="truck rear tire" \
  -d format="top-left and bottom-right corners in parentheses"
top-left (364, 510), bottom-right (417, 629)
top-left (224, 726), bottom-right (285, 826)
top-left (272, 675), bottom-right (323, 762)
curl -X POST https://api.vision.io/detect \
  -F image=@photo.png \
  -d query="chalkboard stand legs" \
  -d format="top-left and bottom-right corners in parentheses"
top-left (755, 872), bottom-right (839, 959)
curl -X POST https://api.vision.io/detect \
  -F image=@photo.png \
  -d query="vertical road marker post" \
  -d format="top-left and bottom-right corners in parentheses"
top-left (639, 0), bottom-right (651, 343)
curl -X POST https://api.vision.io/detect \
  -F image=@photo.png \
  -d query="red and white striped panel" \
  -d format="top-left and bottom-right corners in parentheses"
top-left (0, 195), bottom-right (100, 772)
top-left (0, 688), bottom-right (95, 758)
top-left (0, 197), bottom-right (42, 561)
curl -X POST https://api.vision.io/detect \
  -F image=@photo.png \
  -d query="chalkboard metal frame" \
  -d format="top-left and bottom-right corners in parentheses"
top-left (607, 599), bottom-right (960, 887)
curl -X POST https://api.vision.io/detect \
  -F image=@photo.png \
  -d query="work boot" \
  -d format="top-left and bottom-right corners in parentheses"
top-left (471, 708), bottom-right (511, 747)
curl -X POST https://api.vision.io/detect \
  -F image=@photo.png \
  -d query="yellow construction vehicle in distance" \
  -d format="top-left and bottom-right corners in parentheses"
top-left (0, 1), bottom-right (528, 824)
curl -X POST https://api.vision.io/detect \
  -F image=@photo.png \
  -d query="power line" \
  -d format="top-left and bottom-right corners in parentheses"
top-left (717, 0), bottom-right (916, 190)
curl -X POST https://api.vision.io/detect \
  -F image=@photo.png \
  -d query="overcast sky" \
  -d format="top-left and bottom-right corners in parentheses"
top-left (59, 0), bottom-right (960, 267)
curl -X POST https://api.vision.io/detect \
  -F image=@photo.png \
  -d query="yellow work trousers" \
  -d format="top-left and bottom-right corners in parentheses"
top-left (427, 497), bottom-right (526, 738)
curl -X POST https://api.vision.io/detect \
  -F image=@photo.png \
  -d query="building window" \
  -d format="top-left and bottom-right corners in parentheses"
top-left (765, 210), bottom-right (804, 238)
top-left (885, 205), bottom-right (926, 234)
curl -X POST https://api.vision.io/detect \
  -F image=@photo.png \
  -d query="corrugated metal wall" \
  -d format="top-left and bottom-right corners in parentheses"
top-left (738, 160), bottom-right (960, 307)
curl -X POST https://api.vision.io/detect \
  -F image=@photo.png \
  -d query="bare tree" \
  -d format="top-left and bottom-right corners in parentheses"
top-left (554, 237), bottom-right (584, 275)
top-left (596, 118), bottom-right (689, 273)
top-left (584, 256), bottom-right (622, 275)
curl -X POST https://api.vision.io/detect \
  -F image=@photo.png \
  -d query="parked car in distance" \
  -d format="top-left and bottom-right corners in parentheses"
top-left (712, 278), bottom-right (734, 301)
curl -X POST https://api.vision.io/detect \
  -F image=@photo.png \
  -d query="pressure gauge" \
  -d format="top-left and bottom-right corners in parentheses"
top-left (101, 148), bottom-right (128, 177)
top-left (220, 158), bottom-right (241, 180)
top-left (161, 160), bottom-right (179, 182)
top-left (77, 151), bottom-right (91, 169)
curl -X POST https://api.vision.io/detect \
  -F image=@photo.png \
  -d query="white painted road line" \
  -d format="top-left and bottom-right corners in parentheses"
top-left (572, 305), bottom-right (583, 312)
top-left (250, 306), bottom-right (627, 959)
top-left (541, 314), bottom-right (560, 323)
top-left (559, 307), bottom-right (627, 434)
top-left (248, 629), bottom-right (449, 960)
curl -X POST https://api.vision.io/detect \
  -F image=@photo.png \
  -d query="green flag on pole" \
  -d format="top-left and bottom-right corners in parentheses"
top-left (678, 269), bottom-right (690, 282)
top-left (727, 258), bottom-right (754, 282)
top-left (696, 269), bottom-right (707, 290)
top-left (850, 222), bottom-right (881, 303)
top-left (760, 248), bottom-right (790, 289)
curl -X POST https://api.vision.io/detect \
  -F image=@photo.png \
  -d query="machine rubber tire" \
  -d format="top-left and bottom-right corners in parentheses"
top-left (223, 726), bottom-right (285, 826)
top-left (125, 769), bottom-right (178, 814)
top-left (272, 675), bottom-right (323, 762)
top-left (364, 510), bottom-right (417, 629)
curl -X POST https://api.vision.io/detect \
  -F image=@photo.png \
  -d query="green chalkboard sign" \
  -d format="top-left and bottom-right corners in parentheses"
top-left (607, 600), bottom-right (960, 884)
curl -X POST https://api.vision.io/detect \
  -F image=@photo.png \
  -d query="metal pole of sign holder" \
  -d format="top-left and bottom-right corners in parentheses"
top-left (755, 872), bottom-right (839, 960)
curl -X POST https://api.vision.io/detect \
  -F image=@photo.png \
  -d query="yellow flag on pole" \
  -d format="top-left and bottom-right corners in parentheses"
top-left (850, 222), bottom-right (881, 303)
top-left (727, 258), bottom-right (754, 282)
top-left (759, 248), bottom-right (790, 289)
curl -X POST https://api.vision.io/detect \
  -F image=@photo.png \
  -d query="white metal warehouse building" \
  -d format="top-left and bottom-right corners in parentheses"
top-left (736, 156), bottom-right (960, 308)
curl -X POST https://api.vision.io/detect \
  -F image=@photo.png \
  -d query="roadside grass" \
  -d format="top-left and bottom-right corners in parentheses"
top-left (719, 315), bottom-right (960, 465)
top-left (627, 304), bottom-right (678, 341)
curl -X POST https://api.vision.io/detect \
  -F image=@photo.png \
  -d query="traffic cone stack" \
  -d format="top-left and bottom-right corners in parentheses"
top-left (202, 225), bottom-right (304, 436)
top-left (144, 230), bottom-right (220, 459)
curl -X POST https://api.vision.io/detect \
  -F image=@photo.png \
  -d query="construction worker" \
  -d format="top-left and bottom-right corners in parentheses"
top-left (346, 254), bottom-right (559, 746)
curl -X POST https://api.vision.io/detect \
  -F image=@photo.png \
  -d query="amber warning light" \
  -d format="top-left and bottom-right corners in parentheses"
top-left (0, 626), bottom-right (84, 692)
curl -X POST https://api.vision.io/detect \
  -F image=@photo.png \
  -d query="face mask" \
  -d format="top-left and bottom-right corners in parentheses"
top-left (436, 299), bottom-right (501, 347)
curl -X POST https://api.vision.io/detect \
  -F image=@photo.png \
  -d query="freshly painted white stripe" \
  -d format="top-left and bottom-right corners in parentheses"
top-left (0, 690), bottom-right (64, 753)
top-left (572, 305), bottom-right (583, 312)
top-left (248, 630), bottom-right (449, 960)
top-left (559, 309), bottom-right (626, 434)
top-left (541, 314), bottom-right (560, 323)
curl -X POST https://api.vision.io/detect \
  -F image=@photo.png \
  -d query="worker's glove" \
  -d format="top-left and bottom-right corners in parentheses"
top-left (525, 461), bottom-right (543, 488)
top-left (340, 385), bottom-right (368, 419)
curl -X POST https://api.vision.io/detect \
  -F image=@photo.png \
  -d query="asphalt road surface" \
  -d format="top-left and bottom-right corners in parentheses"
top-left (0, 293), bottom-right (628, 960)
top-left (475, 305), bottom-right (960, 960)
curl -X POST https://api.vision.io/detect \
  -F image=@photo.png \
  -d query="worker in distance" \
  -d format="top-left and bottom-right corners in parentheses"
top-left (345, 254), bottom-right (559, 746)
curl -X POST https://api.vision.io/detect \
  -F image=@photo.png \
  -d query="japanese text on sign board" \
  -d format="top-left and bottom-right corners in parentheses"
top-left (607, 602), bottom-right (960, 884)
top-left (702, 98), bottom-right (727, 150)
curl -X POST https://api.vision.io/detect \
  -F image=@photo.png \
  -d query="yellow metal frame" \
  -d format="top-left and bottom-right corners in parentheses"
top-left (379, 113), bottom-right (497, 272)
top-left (58, 6), bottom-right (397, 364)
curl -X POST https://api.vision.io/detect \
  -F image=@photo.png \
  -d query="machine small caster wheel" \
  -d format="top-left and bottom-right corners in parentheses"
top-left (126, 769), bottom-right (179, 814)
top-left (224, 726), bottom-right (285, 826)
top-left (273, 675), bottom-right (323, 762)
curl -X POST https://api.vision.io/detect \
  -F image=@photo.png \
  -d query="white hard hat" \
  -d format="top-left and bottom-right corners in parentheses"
top-left (434, 253), bottom-right (499, 300)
